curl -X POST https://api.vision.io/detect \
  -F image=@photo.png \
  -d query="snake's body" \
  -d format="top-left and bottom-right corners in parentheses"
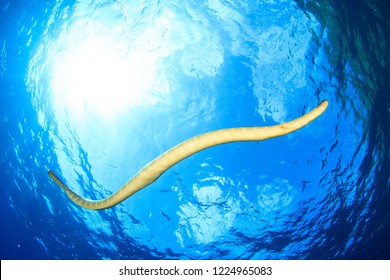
top-left (48, 100), bottom-right (328, 210)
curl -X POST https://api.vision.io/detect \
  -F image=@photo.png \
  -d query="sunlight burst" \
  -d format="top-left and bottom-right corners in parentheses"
top-left (50, 22), bottom-right (162, 120)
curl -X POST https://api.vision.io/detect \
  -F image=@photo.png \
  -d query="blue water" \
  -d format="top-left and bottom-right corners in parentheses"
top-left (1, 0), bottom-right (389, 260)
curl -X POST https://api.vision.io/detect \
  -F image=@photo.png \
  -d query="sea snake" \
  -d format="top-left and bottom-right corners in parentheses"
top-left (48, 100), bottom-right (328, 210)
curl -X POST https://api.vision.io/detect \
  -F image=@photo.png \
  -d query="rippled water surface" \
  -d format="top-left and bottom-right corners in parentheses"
top-left (1, 0), bottom-right (389, 259)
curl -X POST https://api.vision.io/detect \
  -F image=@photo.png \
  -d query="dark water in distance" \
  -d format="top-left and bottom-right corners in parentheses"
top-left (1, 0), bottom-right (389, 259)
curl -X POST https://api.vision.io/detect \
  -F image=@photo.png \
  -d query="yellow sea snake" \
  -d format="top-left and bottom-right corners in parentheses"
top-left (48, 100), bottom-right (328, 210)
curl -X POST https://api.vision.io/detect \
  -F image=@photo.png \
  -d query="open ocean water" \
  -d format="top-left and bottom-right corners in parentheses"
top-left (0, 0), bottom-right (389, 260)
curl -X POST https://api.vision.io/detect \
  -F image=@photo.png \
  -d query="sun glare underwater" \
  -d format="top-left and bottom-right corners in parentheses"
top-left (1, 0), bottom-right (389, 259)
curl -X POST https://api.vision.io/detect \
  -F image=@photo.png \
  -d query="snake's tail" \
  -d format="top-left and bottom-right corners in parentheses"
top-left (48, 170), bottom-right (97, 208)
